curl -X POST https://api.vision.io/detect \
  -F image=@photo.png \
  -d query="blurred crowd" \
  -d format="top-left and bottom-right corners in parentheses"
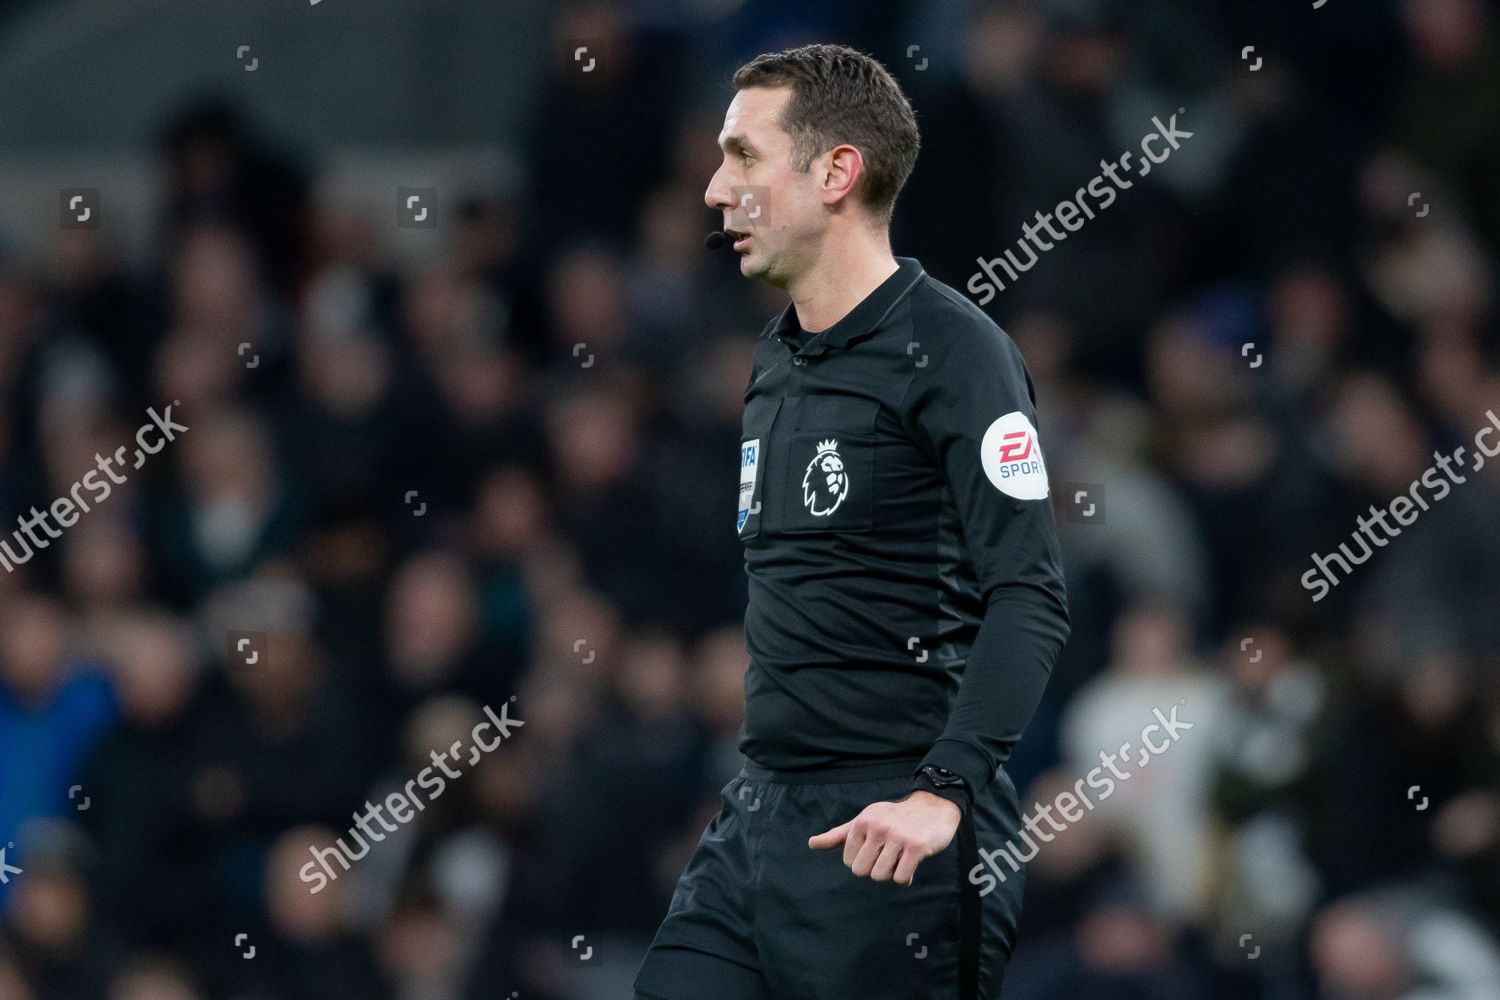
top-left (2, 0), bottom-right (1500, 998)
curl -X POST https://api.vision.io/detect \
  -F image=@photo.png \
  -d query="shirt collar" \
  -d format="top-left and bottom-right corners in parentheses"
top-left (768, 256), bottom-right (926, 357)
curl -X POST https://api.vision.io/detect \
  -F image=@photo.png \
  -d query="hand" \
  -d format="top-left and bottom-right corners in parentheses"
top-left (808, 790), bottom-right (961, 885)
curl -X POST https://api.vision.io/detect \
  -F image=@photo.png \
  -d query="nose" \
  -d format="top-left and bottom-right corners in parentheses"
top-left (704, 164), bottom-right (734, 213)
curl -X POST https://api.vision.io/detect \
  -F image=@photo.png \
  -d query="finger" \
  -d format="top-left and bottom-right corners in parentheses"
top-left (849, 834), bottom-right (885, 877)
top-left (808, 821), bottom-right (850, 850)
top-left (843, 823), bottom-right (867, 869)
top-left (869, 841), bottom-right (905, 882)
top-left (893, 847), bottom-right (923, 886)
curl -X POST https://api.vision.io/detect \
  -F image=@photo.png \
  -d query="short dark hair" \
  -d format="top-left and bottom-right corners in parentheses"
top-left (732, 43), bottom-right (920, 222)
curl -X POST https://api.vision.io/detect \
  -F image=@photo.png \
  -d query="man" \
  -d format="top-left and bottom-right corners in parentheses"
top-left (634, 44), bottom-right (1069, 1000)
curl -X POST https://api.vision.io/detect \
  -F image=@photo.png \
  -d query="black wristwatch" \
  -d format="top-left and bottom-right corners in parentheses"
top-left (913, 765), bottom-right (969, 812)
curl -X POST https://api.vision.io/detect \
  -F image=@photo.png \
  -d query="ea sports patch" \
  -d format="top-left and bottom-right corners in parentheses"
top-left (980, 412), bottom-right (1049, 499)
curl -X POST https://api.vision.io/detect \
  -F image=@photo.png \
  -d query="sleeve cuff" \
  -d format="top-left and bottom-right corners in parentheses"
top-left (918, 739), bottom-right (995, 799)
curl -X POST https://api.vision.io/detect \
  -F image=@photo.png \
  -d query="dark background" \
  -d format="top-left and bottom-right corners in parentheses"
top-left (1, 0), bottom-right (1499, 998)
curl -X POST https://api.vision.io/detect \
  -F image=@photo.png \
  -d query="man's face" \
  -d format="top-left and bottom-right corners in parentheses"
top-left (704, 86), bottom-right (824, 285)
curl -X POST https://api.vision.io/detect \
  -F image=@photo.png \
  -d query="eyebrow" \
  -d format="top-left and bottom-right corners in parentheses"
top-left (719, 134), bottom-right (756, 157)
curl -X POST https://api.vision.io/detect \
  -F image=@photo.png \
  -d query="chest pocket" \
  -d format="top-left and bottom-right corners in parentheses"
top-left (776, 395), bottom-right (879, 534)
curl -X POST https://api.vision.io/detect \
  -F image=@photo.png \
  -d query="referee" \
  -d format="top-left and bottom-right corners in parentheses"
top-left (634, 44), bottom-right (1069, 1000)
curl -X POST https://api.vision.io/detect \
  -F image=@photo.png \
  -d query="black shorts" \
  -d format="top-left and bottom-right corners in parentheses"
top-left (633, 758), bottom-right (1028, 1000)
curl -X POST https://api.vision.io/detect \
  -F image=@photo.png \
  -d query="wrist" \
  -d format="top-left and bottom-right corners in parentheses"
top-left (908, 788), bottom-right (963, 820)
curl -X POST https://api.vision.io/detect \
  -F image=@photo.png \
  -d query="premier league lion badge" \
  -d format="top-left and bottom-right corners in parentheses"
top-left (802, 438), bottom-right (849, 516)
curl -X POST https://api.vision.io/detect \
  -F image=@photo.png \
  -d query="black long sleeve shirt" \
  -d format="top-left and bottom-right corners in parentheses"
top-left (736, 256), bottom-right (1070, 809)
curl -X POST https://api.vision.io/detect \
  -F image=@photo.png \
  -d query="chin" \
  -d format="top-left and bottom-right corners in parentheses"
top-left (740, 247), bottom-right (776, 281)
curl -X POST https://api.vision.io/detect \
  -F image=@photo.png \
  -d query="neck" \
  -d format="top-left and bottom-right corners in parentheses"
top-left (787, 225), bottom-right (899, 333)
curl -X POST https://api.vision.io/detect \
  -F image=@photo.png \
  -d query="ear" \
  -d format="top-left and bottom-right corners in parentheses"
top-left (818, 144), bottom-right (865, 207)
